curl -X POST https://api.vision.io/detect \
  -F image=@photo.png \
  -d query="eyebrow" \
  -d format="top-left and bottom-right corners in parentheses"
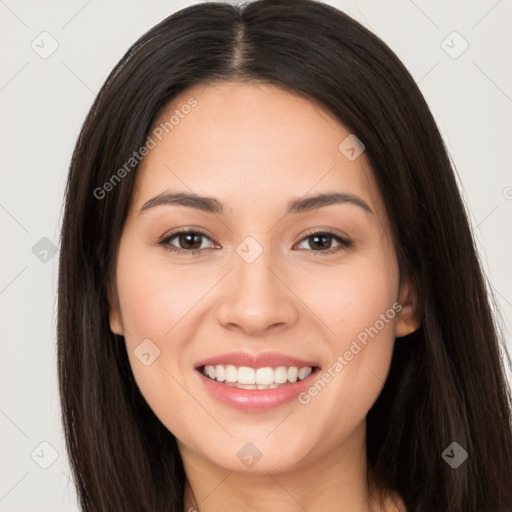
top-left (139, 191), bottom-right (373, 216)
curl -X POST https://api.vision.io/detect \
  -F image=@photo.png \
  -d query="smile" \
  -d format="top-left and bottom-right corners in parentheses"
top-left (200, 364), bottom-right (313, 389)
top-left (195, 365), bottom-right (321, 411)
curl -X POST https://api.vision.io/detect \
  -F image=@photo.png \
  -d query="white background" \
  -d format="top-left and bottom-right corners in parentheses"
top-left (1, 0), bottom-right (511, 510)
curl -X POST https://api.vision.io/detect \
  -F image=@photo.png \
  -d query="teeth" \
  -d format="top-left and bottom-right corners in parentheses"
top-left (255, 367), bottom-right (273, 384)
top-left (274, 366), bottom-right (288, 384)
top-left (288, 366), bottom-right (298, 383)
top-left (206, 366), bottom-right (216, 379)
top-left (298, 367), bottom-right (312, 380)
top-left (238, 366), bottom-right (255, 384)
top-left (225, 365), bottom-right (238, 383)
top-left (215, 365), bottom-right (225, 382)
top-left (202, 364), bottom-right (314, 386)
top-left (222, 382), bottom-right (282, 390)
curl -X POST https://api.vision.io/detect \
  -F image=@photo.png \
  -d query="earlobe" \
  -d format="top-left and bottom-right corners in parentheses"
top-left (395, 278), bottom-right (420, 338)
top-left (107, 283), bottom-right (124, 336)
top-left (109, 310), bottom-right (124, 336)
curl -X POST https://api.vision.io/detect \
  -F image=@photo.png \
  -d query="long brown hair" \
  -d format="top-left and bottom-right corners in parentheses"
top-left (57, 0), bottom-right (512, 510)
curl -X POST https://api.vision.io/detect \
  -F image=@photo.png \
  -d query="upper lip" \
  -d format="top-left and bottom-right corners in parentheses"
top-left (194, 351), bottom-right (320, 370)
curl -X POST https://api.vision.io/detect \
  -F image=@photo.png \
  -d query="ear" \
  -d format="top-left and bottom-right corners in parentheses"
top-left (107, 281), bottom-right (124, 336)
top-left (395, 276), bottom-right (420, 338)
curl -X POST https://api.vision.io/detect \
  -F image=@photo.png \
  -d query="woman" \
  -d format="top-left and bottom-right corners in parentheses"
top-left (57, 0), bottom-right (512, 510)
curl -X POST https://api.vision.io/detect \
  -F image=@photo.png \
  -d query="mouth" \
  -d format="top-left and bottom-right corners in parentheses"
top-left (197, 364), bottom-right (321, 390)
top-left (193, 351), bottom-right (322, 411)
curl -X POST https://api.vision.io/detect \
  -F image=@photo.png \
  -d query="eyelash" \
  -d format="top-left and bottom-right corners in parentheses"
top-left (157, 227), bottom-right (352, 257)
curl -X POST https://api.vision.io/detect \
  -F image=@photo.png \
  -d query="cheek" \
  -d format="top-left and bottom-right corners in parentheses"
top-left (293, 294), bottom-right (398, 450)
top-left (113, 242), bottom-right (197, 392)
top-left (115, 252), bottom-right (202, 437)
top-left (116, 246), bottom-right (208, 340)
top-left (300, 257), bottom-right (399, 407)
top-left (306, 260), bottom-right (398, 344)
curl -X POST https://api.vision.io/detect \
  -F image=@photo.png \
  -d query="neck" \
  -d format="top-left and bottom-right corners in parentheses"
top-left (180, 421), bottom-right (399, 512)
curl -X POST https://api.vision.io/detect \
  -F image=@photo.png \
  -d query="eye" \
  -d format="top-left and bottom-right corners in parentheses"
top-left (158, 228), bottom-right (352, 256)
top-left (294, 231), bottom-right (352, 256)
top-left (158, 228), bottom-right (217, 256)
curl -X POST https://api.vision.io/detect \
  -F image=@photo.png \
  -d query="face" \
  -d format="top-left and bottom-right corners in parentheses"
top-left (109, 81), bottom-right (418, 475)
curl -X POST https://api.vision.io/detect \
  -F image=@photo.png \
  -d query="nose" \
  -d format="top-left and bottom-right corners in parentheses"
top-left (216, 248), bottom-right (300, 337)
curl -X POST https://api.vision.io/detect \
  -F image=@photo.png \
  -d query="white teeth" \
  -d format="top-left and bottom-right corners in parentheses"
top-left (287, 366), bottom-right (298, 383)
top-left (206, 365), bottom-right (216, 379)
top-left (225, 365), bottom-right (238, 383)
top-left (298, 367), bottom-right (312, 380)
top-left (238, 366), bottom-right (255, 384)
top-left (274, 366), bottom-right (288, 384)
top-left (202, 364), bottom-right (314, 386)
top-left (223, 382), bottom-right (275, 390)
top-left (255, 367), bottom-right (274, 385)
top-left (215, 365), bottom-right (225, 382)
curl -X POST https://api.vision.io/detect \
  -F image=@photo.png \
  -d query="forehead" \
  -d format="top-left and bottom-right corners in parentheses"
top-left (130, 81), bottom-right (381, 218)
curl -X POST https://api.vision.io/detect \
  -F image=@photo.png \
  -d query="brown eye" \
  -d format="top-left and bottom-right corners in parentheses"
top-left (159, 229), bottom-right (215, 255)
top-left (295, 231), bottom-right (352, 256)
top-left (158, 229), bottom-right (352, 256)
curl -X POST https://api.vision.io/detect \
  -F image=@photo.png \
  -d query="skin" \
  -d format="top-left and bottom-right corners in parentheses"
top-left (109, 81), bottom-right (419, 512)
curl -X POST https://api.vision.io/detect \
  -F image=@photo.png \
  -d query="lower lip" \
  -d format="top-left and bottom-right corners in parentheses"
top-left (196, 368), bottom-right (320, 412)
